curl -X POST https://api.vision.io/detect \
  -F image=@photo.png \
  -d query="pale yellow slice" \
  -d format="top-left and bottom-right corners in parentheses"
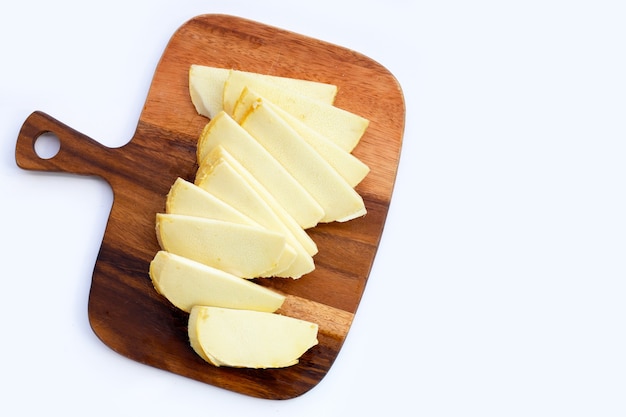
top-left (196, 148), bottom-right (315, 278)
top-left (197, 146), bottom-right (317, 256)
top-left (155, 213), bottom-right (293, 279)
top-left (233, 88), bottom-right (370, 187)
top-left (189, 65), bottom-right (337, 119)
top-left (166, 177), bottom-right (255, 225)
top-left (197, 111), bottom-right (324, 229)
top-left (165, 179), bottom-right (301, 276)
top-left (149, 251), bottom-right (285, 313)
top-left (188, 306), bottom-right (319, 368)
top-left (224, 70), bottom-right (369, 152)
top-left (237, 100), bottom-right (366, 223)
top-left (189, 65), bottom-right (231, 119)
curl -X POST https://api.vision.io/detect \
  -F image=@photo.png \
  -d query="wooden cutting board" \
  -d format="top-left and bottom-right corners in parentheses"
top-left (14, 14), bottom-right (405, 399)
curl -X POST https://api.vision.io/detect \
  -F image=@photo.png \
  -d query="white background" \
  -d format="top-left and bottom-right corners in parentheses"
top-left (2, 1), bottom-right (626, 415)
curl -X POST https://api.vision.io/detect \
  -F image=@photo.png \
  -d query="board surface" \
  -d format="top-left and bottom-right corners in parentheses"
top-left (14, 14), bottom-right (405, 399)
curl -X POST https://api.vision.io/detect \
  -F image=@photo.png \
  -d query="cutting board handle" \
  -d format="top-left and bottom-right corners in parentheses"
top-left (15, 111), bottom-right (118, 183)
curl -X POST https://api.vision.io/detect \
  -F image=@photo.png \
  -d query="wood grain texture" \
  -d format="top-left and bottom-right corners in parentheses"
top-left (14, 14), bottom-right (405, 399)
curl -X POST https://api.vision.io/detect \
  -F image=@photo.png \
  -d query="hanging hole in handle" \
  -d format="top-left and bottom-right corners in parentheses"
top-left (34, 132), bottom-right (61, 159)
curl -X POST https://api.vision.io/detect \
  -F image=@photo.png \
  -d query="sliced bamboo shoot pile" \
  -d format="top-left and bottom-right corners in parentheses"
top-left (233, 88), bottom-right (370, 187)
top-left (195, 148), bottom-right (315, 278)
top-left (197, 111), bottom-right (324, 229)
top-left (224, 70), bottom-right (368, 152)
top-left (236, 99), bottom-right (366, 223)
top-left (189, 65), bottom-right (337, 119)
